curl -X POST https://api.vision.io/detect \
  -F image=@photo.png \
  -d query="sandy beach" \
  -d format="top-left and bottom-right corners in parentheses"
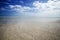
top-left (0, 17), bottom-right (60, 40)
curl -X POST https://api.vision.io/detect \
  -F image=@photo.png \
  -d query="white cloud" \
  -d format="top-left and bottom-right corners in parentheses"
top-left (32, 0), bottom-right (60, 17)
top-left (33, 0), bottom-right (60, 9)
top-left (8, 0), bottom-right (60, 17)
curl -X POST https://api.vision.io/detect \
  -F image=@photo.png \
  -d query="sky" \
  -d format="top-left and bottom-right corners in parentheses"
top-left (0, 0), bottom-right (60, 17)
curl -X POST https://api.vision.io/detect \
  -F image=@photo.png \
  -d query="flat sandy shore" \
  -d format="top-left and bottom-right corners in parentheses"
top-left (0, 17), bottom-right (60, 40)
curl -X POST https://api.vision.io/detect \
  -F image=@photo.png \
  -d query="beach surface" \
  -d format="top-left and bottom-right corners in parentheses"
top-left (0, 16), bottom-right (60, 40)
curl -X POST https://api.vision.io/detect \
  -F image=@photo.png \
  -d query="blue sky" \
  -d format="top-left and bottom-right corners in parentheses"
top-left (0, 0), bottom-right (48, 7)
top-left (0, 0), bottom-right (60, 17)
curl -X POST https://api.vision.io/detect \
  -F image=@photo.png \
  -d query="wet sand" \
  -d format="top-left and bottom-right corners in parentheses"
top-left (0, 17), bottom-right (60, 40)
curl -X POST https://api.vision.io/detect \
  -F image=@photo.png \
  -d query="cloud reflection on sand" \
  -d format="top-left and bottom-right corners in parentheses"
top-left (0, 16), bottom-right (60, 24)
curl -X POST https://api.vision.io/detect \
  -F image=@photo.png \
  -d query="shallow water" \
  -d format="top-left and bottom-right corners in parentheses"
top-left (0, 16), bottom-right (60, 23)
